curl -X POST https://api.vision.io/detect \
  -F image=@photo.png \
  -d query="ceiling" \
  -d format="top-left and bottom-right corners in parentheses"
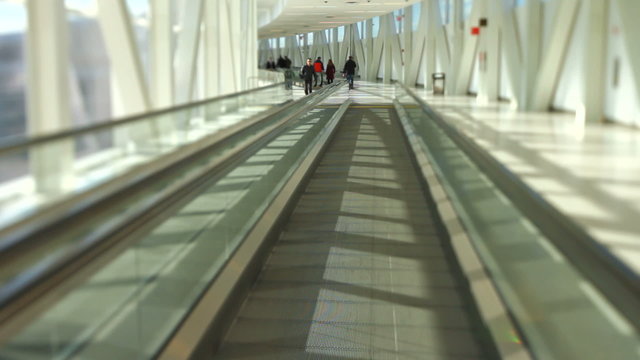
top-left (257, 0), bottom-right (422, 39)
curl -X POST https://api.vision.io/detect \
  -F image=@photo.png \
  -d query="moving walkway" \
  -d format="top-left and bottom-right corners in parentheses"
top-left (0, 82), bottom-right (637, 360)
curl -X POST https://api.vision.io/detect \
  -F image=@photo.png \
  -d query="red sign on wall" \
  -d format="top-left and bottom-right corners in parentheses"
top-left (471, 27), bottom-right (480, 35)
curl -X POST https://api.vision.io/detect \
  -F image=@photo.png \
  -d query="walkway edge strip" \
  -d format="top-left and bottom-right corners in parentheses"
top-left (157, 95), bottom-right (351, 360)
top-left (393, 99), bottom-right (533, 360)
top-left (400, 84), bottom-right (640, 330)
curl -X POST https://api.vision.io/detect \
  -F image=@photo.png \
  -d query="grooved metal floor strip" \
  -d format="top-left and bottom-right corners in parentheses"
top-left (215, 105), bottom-right (493, 359)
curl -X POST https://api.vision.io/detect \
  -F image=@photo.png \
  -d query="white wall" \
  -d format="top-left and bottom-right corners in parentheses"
top-left (259, 0), bottom-right (640, 127)
top-left (604, 0), bottom-right (640, 126)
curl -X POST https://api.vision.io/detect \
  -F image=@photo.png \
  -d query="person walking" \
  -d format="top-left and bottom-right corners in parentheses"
top-left (313, 57), bottom-right (324, 87)
top-left (300, 58), bottom-right (315, 95)
top-left (343, 56), bottom-right (357, 90)
top-left (265, 57), bottom-right (276, 70)
top-left (325, 59), bottom-right (336, 84)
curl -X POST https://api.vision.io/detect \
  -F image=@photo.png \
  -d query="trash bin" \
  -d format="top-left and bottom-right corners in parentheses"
top-left (432, 73), bottom-right (445, 95)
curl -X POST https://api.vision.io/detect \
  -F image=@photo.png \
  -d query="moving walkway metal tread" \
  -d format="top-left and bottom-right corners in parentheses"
top-left (215, 106), bottom-right (496, 359)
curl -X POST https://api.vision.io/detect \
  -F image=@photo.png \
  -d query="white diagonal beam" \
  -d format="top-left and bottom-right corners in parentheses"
top-left (529, 0), bottom-right (580, 111)
top-left (453, 0), bottom-right (481, 94)
top-left (204, 0), bottom-right (220, 97)
top-left (96, 0), bottom-right (151, 113)
top-left (447, 0), bottom-right (464, 93)
top-left (368, 21), bottom-right (384, 80)
top-left (26, 0), bottom-right (73, 194)
top-left (403, 5), bottom-right (413, 85)
top-left (383, 15), bottom-right (393, 83)
top-left (174, 0), bottom-right (204, 103)
top-left (218, 0), bottom-right (237, 94)
top-left (150, 0), bottom-right (173, 107)
top-left (477, 0), bottom-right (500, 103)
top-left (614, 0), bottom-right (640, 111)
top-left (407, 1), bottom-right (429, 86)
top-left (582, 0), bottom-right (607, 123)
top-left (501, 7), bottom-right (522, 103)
top-left (518, 0), bottom-right (542, 109)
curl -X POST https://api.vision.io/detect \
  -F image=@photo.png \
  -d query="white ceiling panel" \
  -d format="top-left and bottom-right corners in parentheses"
top-left (257, 0), bottom-right (422, 39)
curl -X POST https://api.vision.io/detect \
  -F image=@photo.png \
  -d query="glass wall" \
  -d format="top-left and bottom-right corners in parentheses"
top-left (371, 17), bottom-right (379, 38)
top-left (412, 2), bottom-right (421, 32)
top-left (66, 0), bottom-right (114, 157)
top-left (0, 1), bottom-right (27, 141)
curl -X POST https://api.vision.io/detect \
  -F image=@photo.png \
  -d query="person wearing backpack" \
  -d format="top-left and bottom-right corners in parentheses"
top-left (313, 57), bottom-right (324, 87)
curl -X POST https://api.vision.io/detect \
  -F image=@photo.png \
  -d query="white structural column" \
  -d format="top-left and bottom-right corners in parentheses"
top-left (518, 0), bottom-right (542, 109)
top-left (614, 0), bottom-right (640, 112)
top-left (582, 0), bottom-right (608, 123)
top-left (477, 0), bottom-right (500, 103)
top-left (454, 0), bottom-right (481, 94)
top-left (235, 0), bottom-right (250, 91)
top-left (204, 0), bottom-right (220, 97)
top-left (365, 19), bottom-right (373, 81)
top-left (332, 28), bottom-right (339, 68)
top-left (447, 0), bottom-right (464, 94)
top-left (383, 15), bottom-right (393, 83)
top-left (353, 25), bottom-right (366, 74)
top-left (407, 0), bottom-right (428, 86)
top-left (247, 0), bottom-right (258, 88)
top-left (173, 0), bottom-right (204, 104)
top-left (26, 0), bottom-right (73, 194)
top-left (402, 6), bottom-right (413, 84)
top-left (97, 0), bottom-right (151, 114)
top-left (425, 0), bottom-right (441, 91)
top-left (529, 0), bottom-right (580, 111)
top-left (500, 2), bottom-right (522, 104)
top-left (218, 0), bottom-right (238, 94)
top-left (150, 0), bottom-right (174, 108)
top-left (369, 22), bottom-right (384, 80)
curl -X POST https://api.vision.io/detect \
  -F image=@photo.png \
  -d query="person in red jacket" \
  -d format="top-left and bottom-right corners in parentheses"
top-left (313, 57), bottom-right (324, 87)
top-left (325, 59), bottom-right (336, 84)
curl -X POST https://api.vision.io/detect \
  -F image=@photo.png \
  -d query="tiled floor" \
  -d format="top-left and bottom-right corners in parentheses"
top-left (416, 91), bottom-right (640, 275)
top-left (215, 99), bottom-right (494, 359)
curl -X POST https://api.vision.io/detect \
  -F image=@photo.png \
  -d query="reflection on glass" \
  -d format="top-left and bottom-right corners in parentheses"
top-left (0, 86), bottom-right (292, 231)
top-left (0, 104), bottom-right (337, 360)
top-left (395, 85), bottom-right (640, 360)
top-left (0, 2), bottom-right (27, 141)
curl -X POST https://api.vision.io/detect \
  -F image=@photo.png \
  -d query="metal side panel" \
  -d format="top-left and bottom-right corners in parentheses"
top-left (156, 100), bottom-right (352, 360)
top-left (213, 105), bottom-right (499, 360)
top-left (394, 100), bottom-right (532, 360)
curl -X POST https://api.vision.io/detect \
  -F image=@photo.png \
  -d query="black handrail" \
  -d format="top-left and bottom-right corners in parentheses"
top-left (0, 82), bottom-right (342, 331)
top-left (0, 82), bottom-right (285, 157)
top-left (397, 82), bottom-right (640, 330)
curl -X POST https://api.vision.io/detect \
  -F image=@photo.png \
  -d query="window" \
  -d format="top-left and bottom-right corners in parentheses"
top-left (0, 1), bottom-right (27, 141)
top-left (439, 0), bottom-right (450, 24)
top-left (463, 0), bottom-right (473, 20)
top-left (372, 17), bottom-right (380, 38)
top-left (412, 3), bottom-right (422, 31)
top-left (394, 9), bottom-right (403, 34)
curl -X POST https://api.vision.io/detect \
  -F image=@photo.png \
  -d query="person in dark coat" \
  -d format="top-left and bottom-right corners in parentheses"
top-left (325, 59), bottom-right (336, 84)
top-left (284, 56), bottom-right (292, 69)
top-left (265, 57), bottom-right (276, 70)
top-left (300, 58), bottom-right (315, 95)
top-left (343, 56), bottom-right (357, 90)
top-left (277, 56), bottom-right (286, 68)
